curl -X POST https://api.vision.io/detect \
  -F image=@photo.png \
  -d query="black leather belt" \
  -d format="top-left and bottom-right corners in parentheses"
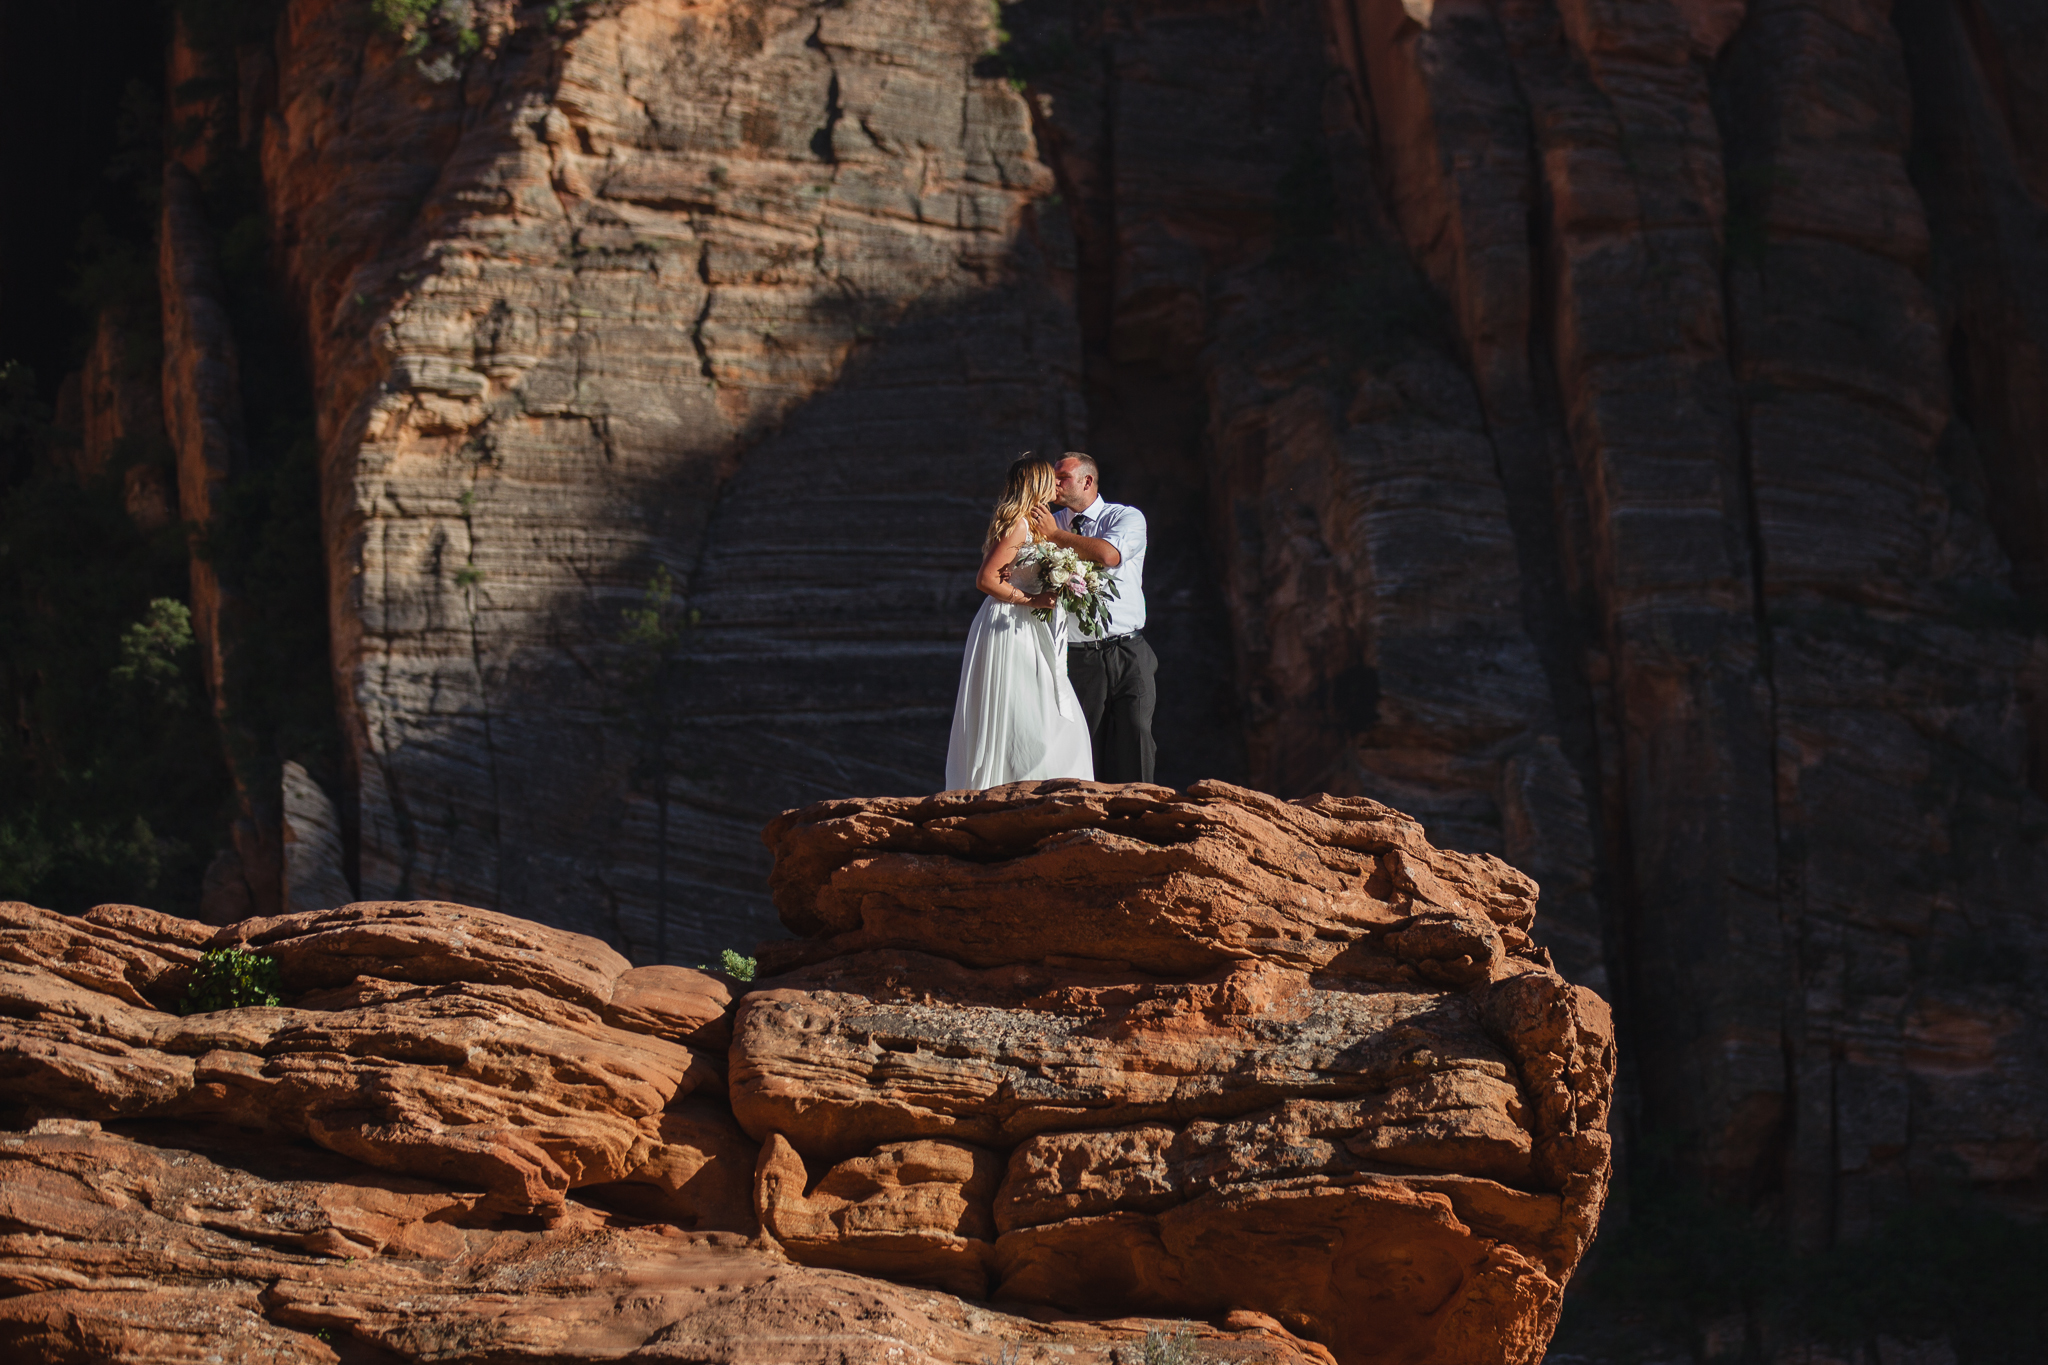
top-left (1070, 630), bottom-right (1142, 652)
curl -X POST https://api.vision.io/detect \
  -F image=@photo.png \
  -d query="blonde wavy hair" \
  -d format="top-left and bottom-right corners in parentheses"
top-left (983, 457), bottom-right (1058, 551)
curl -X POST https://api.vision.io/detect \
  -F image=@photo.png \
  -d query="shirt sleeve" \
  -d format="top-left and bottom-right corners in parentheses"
top-left (1099, 505), bottom-right (1145, 563)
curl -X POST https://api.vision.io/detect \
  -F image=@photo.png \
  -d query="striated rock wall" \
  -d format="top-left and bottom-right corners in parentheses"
top-left (258, 0), bottom-right (1080, 957)
top-left (993, 0), bottom-right (2048, 1232)
top-left (139, 0), bottom-right (2048, 1239)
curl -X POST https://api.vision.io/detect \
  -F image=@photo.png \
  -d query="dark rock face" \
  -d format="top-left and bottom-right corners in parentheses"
top-left (148, 0), bottom-right (2045, 1236)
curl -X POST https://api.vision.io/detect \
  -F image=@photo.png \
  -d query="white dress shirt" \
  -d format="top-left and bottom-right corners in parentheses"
top-left (1056, 496), bottom-right (1147, 637)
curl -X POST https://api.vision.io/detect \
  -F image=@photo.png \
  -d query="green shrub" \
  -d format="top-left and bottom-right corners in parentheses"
top-left (370, 0), bottom-right (435, 33)
top-left (693, 949), bottom-right (756, 982)
top-left (111, 598), bottom-right (196, 699)
top-left (709, 949), bottom-right (756, 982)
top-left (180, 948), bottom-right (285, 1014)
top-left (1143, 1324), bottom-right (1202, 1365)
top-left (1, 462), bottom-right (232, 915)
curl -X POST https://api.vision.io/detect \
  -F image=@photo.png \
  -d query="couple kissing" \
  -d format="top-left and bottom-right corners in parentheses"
top-left (943, 453), bottom-right (1155, 791)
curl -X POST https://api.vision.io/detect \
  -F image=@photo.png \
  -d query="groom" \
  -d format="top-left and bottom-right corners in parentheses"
top-left (1027, 453), bottom-right (1155, 784)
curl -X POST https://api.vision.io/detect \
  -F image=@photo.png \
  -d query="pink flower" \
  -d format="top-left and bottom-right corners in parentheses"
top-left (1066, 577), bottom-right (1090, 596)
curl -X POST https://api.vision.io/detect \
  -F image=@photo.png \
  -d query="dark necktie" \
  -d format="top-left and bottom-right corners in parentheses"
top-left (1072, 514), bottom-right (1092, 536)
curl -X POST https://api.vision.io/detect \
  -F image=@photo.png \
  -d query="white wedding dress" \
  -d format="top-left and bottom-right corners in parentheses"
top-left (943, 560), bottom-right (1094, 790)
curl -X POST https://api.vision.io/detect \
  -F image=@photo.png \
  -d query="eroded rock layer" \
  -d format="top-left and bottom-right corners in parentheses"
top-left (0, 1123), bottom-right (1321, 1365)
top-left (741, 781), bottom-right (1615, 1363)
top-left (0, 781), bottom-right (1614, 1363)
top-left (0, 892), bottom-right (1336, 1364)
top-left (0, 900), bottom-right (729, 1215)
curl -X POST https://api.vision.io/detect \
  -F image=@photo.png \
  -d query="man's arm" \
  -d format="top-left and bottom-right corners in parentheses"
top-left (1027, 505), bottom-right (1123, 567)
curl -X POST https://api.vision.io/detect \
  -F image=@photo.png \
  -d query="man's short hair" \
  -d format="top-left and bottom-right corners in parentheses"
top-left (1060, 452), bottom-right (1100, 482)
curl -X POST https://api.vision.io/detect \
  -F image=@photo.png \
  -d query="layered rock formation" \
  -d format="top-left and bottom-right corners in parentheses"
top-left (122, 0), bottom-right (2048, 1245)
top-left (0, 898), bottom-right (733, 1215)
top-left (254, 0), bottom-right (1079, 955)
top-left (0, 780), bottom-right (1616, 1363)
top-left (741, 781), bottom-right (1614, 1361)
top-left (0, 1123), bottom-right (1335, 1365)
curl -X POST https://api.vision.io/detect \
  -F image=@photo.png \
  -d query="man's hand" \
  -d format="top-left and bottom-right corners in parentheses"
top-left (1026, 502), bottom-right (1121, 566)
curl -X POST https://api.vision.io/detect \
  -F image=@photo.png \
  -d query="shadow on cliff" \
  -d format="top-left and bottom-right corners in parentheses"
top-left (412, 243), bottom-right (1247, 969)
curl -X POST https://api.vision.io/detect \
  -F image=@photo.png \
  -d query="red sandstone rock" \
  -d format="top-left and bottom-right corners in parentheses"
top-left (731, 949), bottom-right (1526, 1159)
top-left (993, 1179), bottom-right (1565, 1365)
top-left (579, 1097), bottom-right (760, 1234)
top-left (0, 902), bottom-right (209, 1010)
top-left (61, 308), bottom-right (170, 509)
top-left (759, 780), bottom-right (1541, 974)
top-left (0, 1124), bottom-right (1316, 1365)
top-left (604, 963), bottom-right (735, 1050)
top-left (757, 1131), bottom-right (1002, 1298)
top-left (0, 776), bottom-right (1612, 1362)
top-left (740, 783), bottom-right (1614, 1364)
top-left (215, 899), bottom-right (633, 1010)
top-left (0, 901), bottom-right (732, 1216)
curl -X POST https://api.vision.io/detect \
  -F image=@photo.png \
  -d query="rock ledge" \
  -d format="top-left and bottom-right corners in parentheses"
top-left (0, 781), bottom-right (1612, 1365)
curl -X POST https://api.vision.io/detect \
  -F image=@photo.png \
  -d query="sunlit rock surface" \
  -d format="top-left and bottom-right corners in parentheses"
top-left (0, 781), bottom-right (1614, 1363)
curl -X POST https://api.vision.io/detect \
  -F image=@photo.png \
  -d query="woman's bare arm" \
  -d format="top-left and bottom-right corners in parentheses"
top-left (976, 518), bottom-right (1055, 607)
top-left (1027, 504), bottom-right (1121, 566)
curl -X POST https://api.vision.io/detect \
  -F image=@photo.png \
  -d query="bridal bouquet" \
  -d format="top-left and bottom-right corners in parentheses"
top-left (1017, 540), bottom-right (1121, 638)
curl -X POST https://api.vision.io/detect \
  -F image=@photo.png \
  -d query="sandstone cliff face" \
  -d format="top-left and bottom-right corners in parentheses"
top-left (1004, 0), bottom-right (2048, 1235)
top-left (0, 781), bottom-right (1613, 1363)
top-left (161, 0), bottom-right (2048, 1241)
top-left (257, 0), bottom-right (1079, 959)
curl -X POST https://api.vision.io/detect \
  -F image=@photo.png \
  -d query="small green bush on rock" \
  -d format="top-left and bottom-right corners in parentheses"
top-left (705, 948), bottom-right (756, 982)
top-left (1143, 1324), bottom-right (1202, 1365)
top-left (179, 947), bottom-right (284, 1014)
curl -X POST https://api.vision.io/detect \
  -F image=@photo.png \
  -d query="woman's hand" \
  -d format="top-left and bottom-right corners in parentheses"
top-left (1023, 591), bottom-right (1057, 610)
top-left (1027, 503), bottom-right (1060, 539)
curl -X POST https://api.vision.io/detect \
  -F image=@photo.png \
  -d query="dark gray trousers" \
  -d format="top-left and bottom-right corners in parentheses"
top-left (1067, 632), bottom-right (1157, 785)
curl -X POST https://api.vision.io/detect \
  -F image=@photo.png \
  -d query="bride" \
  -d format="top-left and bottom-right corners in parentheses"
top-left (943, 458), bottom-right (1095, 789)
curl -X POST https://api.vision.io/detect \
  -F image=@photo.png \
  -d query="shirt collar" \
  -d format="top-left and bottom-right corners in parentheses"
top-left (1069, 496), bottom-right (1107, 522)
